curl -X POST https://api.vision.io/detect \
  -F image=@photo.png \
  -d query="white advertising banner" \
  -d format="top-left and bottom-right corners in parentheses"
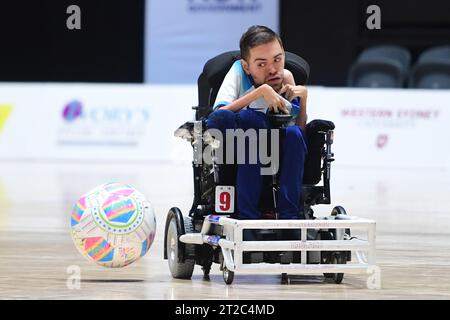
top-left (0, 83), bottom-right (196, 162)
top-left (0, 84), bottom-right (449, 169)
top-left (145, 0), bottom-right (279, 84)
top-left (307, 87), bottom-right (450, 168)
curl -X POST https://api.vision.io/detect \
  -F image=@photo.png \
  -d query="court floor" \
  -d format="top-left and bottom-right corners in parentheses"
top-left (0, 160), bottom-right (449, 299)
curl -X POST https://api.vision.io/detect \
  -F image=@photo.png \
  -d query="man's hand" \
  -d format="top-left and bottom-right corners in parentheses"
top-left (259, 84), bottom-right (289, 114)
top-left (279, 84), bottom-right (308, 103)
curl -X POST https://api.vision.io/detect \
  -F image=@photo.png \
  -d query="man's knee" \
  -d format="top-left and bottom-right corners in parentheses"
top-left (207, 109), bottom-right (235, 129)
top-left (285, 126), bottom-right (307, 153)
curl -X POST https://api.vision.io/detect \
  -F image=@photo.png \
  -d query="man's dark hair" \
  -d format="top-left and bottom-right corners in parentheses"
top-left (240, 25), bottom-right (284, 61)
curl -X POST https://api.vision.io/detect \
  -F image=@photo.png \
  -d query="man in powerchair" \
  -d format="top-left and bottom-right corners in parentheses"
top-left (206, 25), bottom-right (308, 244)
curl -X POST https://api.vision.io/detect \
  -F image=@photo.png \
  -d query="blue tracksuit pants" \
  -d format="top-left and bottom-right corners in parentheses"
top-left (207, 108), bottom-right (307, 219)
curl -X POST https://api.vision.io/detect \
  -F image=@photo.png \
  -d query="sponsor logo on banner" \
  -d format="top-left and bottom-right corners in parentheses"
top-left (341, 108), bottom-right (440, 127)
top-left (187, 0), bottom-right (262, 12)
top-left (57, 100), bottom-right (151, 147)
top-left (0, 104), bottom-right (13, 135)
top-left (341, 108), bottom-right (440, 151)
top-left (376, 134), bottom-right (389, 149)
top-left (63, 100), bottom-right (83, 122)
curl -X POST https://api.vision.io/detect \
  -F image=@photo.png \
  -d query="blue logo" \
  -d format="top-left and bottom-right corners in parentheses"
top-left (62, 100), bottom-right (150, 124)
top-left (63, 100), bottom-right (83, 122)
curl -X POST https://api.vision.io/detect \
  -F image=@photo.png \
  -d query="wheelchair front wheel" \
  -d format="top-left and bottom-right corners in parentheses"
top-left (331, 205), bottom-right (347, 216)
top-left (324, 252), bottom-right (345, 284)
top-left (166, 210), bottom-right (195, 279)
top-left (221, 259), bottom-right (234, 285)
top-left (331, 205), bottom-right (351, 261)
top-left (223, 267), bottom-right (235, 285)
top-left (332, 253), bottom-right (345, 284)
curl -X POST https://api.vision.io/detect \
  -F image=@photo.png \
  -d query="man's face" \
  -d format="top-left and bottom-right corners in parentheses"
top-left (241, 39), bottom-right (285, 90)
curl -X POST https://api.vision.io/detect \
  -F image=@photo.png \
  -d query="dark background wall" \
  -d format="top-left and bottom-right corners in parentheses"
top-left (0, 0), bottom-right (449, 85)
top-left (281, 0), bottom-right (450, 86)
top-left (0, 0), bottom-right (144, 82)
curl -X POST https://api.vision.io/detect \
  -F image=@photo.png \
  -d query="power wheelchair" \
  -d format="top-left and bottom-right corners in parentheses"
top-left (164, 51), bottom-right (376, 285)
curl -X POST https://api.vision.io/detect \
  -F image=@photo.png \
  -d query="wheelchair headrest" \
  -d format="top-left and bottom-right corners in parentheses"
top-left (202, 51), bottom-right (242, 92)
top-left (198, 50), bottom-right (310, 108)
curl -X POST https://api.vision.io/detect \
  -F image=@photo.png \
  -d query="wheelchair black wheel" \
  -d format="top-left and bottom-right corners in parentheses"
top-left (320, 231), bottom-right (336, 279)
top-left (223, 267), bottom-right (235, 285)
top-left (331, 205), bottom-right (351, 240)
top-left (323, 252), bottom-right (334, 279)
top-left (281, 273), bottom-right (289, 285)
top-left (324, 253), bottom-right (345, 284)
top-left (166, 212), bottom-right (195, 279)
top-left (331, 205), bottom-right (347, 216)
top-left (332, 253), bottom-right (345, 284)
top-left (220, 259), bottom-right (234, 284)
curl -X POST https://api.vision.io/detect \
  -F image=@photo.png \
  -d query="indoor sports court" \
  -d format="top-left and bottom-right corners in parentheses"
top-left (0, 161), bottom-right (449, 299)
top-left (1, 0), bottom-right (450, 301)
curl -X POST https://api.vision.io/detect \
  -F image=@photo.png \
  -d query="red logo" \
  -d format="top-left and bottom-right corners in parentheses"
top-left (376, 134), bottom-right (388, 149)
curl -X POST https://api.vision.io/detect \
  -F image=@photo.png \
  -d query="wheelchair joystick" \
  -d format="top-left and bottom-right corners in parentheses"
top-left (266, 111), bottom-right (293, 128)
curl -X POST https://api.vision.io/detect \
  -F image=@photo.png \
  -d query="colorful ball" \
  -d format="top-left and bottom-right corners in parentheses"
top-left (70, 182), bottom-right (156, 268)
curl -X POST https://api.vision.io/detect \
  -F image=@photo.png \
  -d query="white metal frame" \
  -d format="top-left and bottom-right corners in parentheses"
top-left (180, 215), bottom-right (376, 275)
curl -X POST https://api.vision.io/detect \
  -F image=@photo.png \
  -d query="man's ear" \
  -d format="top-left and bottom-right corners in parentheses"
top-left (241, 58), bottom-right (250, 75)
